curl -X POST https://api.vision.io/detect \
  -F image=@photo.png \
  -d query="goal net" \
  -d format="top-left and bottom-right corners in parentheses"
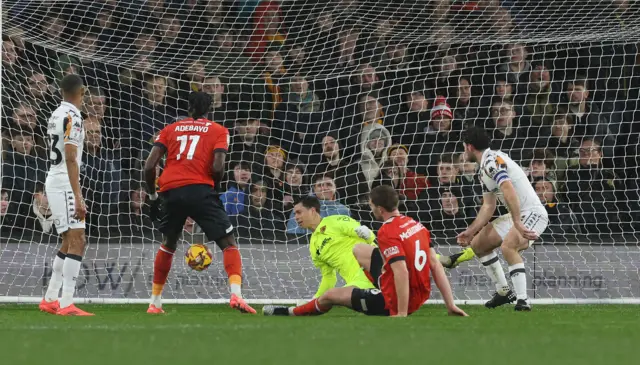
top-left (1, 0), bottom-right (639, 305)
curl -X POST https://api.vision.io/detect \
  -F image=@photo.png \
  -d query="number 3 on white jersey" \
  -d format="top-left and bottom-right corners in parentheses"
top-left (414, 240), bottom-right (427, 271)
top-left (176, 135), bottom-right (200, 160)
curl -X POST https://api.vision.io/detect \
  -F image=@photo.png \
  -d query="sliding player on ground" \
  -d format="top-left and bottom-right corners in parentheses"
top-left (144, 91), bottom-right (255, 314)
top-left (263, 196), bottom-right (378, 316)
top-left (266, 186), bottom-right (467, 317)
top-left (447, 127), bottom-right (548, 311)
top-left (39, 74), bottom-right (93, 316)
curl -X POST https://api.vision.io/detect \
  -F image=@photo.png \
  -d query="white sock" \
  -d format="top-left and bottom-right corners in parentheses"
top-left (151, 295), bottom-right (162, 308)
top-left (59, 254), bottom-right (82, 309)
top-left (479, 251), bottom-right (510, 295)
top-left (509, 263), bottom-right (528, 301)
top-left (44, 252), bottom-right (65, 302)
top-left (230, 284), bottom-right (242, 297)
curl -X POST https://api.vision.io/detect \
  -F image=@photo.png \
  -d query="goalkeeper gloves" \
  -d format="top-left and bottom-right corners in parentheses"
top-left (355, 225), bottom-right (373, 241)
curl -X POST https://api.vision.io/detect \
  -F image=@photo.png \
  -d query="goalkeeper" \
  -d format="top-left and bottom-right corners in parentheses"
top-left (264, 196), bottom-right (376, 316)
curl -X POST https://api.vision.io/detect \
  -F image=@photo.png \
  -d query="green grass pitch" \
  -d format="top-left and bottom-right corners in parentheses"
top-left (0, 304), bottom-right (637, 365)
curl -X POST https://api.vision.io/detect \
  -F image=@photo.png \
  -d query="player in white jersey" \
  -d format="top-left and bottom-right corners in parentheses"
top-left (449, 127), bottom-right (548, 311)
top-left (39, 74), bottom-right (94, 316)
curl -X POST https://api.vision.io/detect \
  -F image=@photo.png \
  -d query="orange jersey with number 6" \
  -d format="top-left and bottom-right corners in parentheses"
top-left (377, 215), bottom-right (432, 315)
top-left (154, 117), bottom-right (229, 192)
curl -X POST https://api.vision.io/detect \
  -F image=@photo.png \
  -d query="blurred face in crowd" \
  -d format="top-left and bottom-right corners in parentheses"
top-left (201, 76), bottom-right (224, 101)
top-left (146, 76), bottom-right (167, 104)
top-left (159, 17), bottom-right (181, 43)
top-left (358, 65), bottom-right (377, 89)
top-left (290, 76), bottom-right (309, 96)
top-left (389, 148), bottom-right (408, 168)
top-left (188, 61), bottom-right (206, 83)
top-left (130, 188), bottom-right (147, 212)
top-left (438, 161), bottom-right (459, 184)
top-left (458, 78), bottom-right (471, 105)
top-left (407, 92), bottom-right (429, 112)
top-left (266, 150), bottom-right (285, 170)
top-left (567, 83), bottom-right (589, 105)
top-left (367, 137), bottom-right (387, 157)
top-left (85, 121), bottom-right (102, 151)
top-left (265, 51), bottom-right (284, 73)
top-left (236, 119), bottom-right (260, 140)
top-left (288, 46), bottom-right (307, 67)
top-left (441, 191), bottom-right (459, 216)
top-left (340, 30), bottom-right (359, 55)
top-left (552, 116), bottom-right (572, 138)
top-left (322, 135), bottom-right (339, 160)
top-left (263, 8), bottom-right (281, 33)
top-left (28, 72), bottom-right (50, 99)
top-left (535, 180), bottom-right (555, 204)
top-left (13, 104), bottom-right (38, 131)
top-left (491, 101), bottom-right (515, 129)
top-left (579, 140), bottom-right (601, 167)
top-left (530, 65), bottom-right (551, 91)
top-left (11, 134), bottom-right (34, 155)
top-left (97, 9), bottom-right (113, 28)
top-left (440, 55), bottom-right (457, 75)
top-left (509, 44), bottom-right (526, 63)
top-left (431, 115), bottom-right (452, 132)
top-left (495, 80), bottom-right (513, 98)
top-left (43, 16), bottom-right (65, 40)
top-left (2, 39), bottom-right (17, 66)
top-left (84, 92), bottom-right (107, 119)
top-left (294, 202), bottom-right (317, 229)
top-left (135, 34), bottom-right (157, 55)
top-left (316, 12), bottom-right (334, 34)
top-left (361, 95), bottom-right (382, 121)
top-left (233, 165), bottom-right (251, 187)
top-left (251, 183), bottom-right (268, 208)
top-left (215, 31), bottom-right (235, 52)
top-left (314, 177), bottom-right (336, 201)
top-left (286, 167), bottom-right (303, 187)
top-left (529, 160), bottom-right (548, 179)
top-left (457, 152), bottom-right (478, 176)
top-left (1, 191), bottom-right (8, 216)
top-left (386, 43), bottom-right (407, 64)
top-left (78, 33), bottom-right (98, 56)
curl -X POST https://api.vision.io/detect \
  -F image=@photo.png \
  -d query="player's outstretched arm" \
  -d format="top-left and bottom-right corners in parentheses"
top-left (144, 145), bottom-right (165, 197)
top-left (429, 248), bottom-right (468, 317)
top-left (390, 260), bottom-right (410, 317)
top-left (64, 144), bottom-right (86, 220)
top-left (336, 216), bottom-right (376, 243)
top-left (499, 181), bottom-right (538, 240)
top-left (458, 193), bottom-right (496, 244)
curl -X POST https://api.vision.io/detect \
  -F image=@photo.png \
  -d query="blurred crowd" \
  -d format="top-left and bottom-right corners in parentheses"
top-left (1, 0), bottom-right (640, 240)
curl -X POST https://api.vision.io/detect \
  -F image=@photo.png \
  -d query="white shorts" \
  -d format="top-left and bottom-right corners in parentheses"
top-left (46, 189), bottom-right (85, 234)
top-left (491, 210), bottom-right (549, 242)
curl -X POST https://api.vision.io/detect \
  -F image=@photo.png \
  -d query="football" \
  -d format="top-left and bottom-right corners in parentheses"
top-left (185, 244), bottom-right (213, 271)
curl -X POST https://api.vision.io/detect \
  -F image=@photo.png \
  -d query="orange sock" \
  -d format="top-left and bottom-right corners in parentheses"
top-left (151, 245), bottom-right (174, 305)
top-left (292, 298), bottom-right (331, 316)
top-left (223, 246), bottom-right (243, 296)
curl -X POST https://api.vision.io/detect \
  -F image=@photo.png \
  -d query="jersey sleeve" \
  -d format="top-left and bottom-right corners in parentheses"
top-left (154, 126), bottom-right (169, 150)
top-left (312, 257), bottom-right (337, 298)
top-left (483, 155), bottom-right (510, 186)
top-left (213, 126), bottom-right (230, 153)
top-left (63, 112), bottom-right (83, 146)
top-left (378, 228), bottom-right (406, 265)
top-left (334, 216), bottom-right (376, 243)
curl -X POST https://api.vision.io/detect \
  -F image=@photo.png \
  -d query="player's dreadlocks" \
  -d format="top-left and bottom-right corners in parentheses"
top-left (188, 91), bottom-right (212, 119)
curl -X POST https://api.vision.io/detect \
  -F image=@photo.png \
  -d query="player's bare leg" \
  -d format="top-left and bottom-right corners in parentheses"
top-left (501, 229), bottom-right (532, 311)
top-left (40, 239), bottom-right (71, 314)
top-left (148, 233), bottom-right (179, 314)
top-left (217, 235), bottom-right (256, 314)
top-left (470, 224), bottom-right (515, 308)
top-left (264, 287), bottom-right (354, 316)
top-left (353, 244), bottom-right (375, 271)
top-left (56, 229), bottom-right (94, 316)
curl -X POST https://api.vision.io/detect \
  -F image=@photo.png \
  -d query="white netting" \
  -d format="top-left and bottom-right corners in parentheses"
top-left (1, 0), bottom-right (640, 303)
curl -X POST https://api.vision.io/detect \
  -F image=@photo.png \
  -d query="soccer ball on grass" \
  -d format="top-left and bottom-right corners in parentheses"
top-left (185, 244), bottom-right (213, 271)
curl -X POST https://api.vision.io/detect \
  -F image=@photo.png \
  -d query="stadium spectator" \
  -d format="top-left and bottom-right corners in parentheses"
top-left (117, 183), bottom-right (154, 236)
top-left (229, 116), bottom-right (267, 170)
top-left (428, 186), bottom-right (476, 239)
top-left (528, 148), bottom-right (557, 182)
top-left (359, 122), bottom-right (392, 189)
top-left (373, 144), bottom-right (429, 201)
top-left (489, 98), bottom-right (529, 161)
top-left (534, 178), bottom-right (582, 235)
top-left (246, 0), bottom-right (286, 62)
top-left (0, 189), bottom-right (13, 234)
top-left (233, 180), bottom-right (278, 231)
top-left (200, 75), bottom-right (236, 130)
top-left (565, 138), bottom-right (621, 234)
top-left (82, 119), bottom-right (122, 236)
top-left (546, 111), bottom-right (580, 157)
top-left (1, 189), bottom-right (9, 218)
top-left (262, 49), bottom-right (287, 117)
top-left (221, 161), bottom-right (252, 216)
top-left (495, 43), bottom-right (530, 94)
top-left (129, 74), bottom-right (176, 154)
top-left (412, 96), bottom-right (460, 176)
top-left (431, 153), bottom-right (463, 188)
top-left (389, 86), bottom-right (431, 147)
top-left (283, 160), bottom-right (309, 216)
top-left (286, 175), bottom-right (350, 234)
top-left (516, 64), bottom-right (559, 133)
top-left (23, 68), bottom-right (58, 121)
top-left (206, 27), bottom-right (256, 77)
top-left (493, 74), bottom-right (514, 103)
top-left (452, 75), bottom-right (482, 129)
top-left (32, 183), bottom-right (54, 234)
top-left (257, 145), bottom-right (288, 217)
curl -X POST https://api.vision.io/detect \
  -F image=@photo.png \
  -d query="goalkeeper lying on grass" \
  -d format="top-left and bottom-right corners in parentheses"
top-left (267, 196), bottom-right (377, 315)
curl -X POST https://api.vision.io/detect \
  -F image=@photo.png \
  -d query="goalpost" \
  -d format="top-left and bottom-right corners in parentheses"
top-left (1, 1), bottom-right (639, 305)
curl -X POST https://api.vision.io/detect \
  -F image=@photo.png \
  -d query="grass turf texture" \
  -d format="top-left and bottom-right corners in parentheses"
top-left (0, 305), bottom-right (636, 365)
